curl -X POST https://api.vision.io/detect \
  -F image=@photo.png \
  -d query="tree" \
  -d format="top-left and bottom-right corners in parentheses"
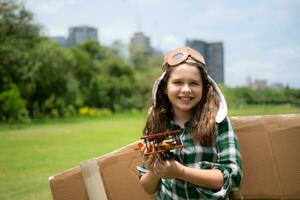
top-left (98, 57), bottom-right (136, 111)
top-left (0, 0), bottom-right (41, 89)
top-left (28, 41), bottom-right (75, 117)
top-left (0, 0), bottom-right (42, 120)
top-left (0, 85), bottom-right (29, 122)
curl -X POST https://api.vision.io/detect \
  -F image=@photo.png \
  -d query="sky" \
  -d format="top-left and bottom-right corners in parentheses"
top-left (23, 0), bottom-right (300, 88)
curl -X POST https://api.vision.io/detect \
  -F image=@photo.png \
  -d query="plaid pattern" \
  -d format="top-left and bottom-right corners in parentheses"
top-left (137, 117), bottom-right (242, 200)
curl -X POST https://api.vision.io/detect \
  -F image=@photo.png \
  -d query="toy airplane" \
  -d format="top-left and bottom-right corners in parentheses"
top-left (135, 129), bottom-right (183, 160)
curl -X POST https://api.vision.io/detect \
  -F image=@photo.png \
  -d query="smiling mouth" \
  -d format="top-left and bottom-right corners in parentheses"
top-left (178, 97), bottom-right (193, 102)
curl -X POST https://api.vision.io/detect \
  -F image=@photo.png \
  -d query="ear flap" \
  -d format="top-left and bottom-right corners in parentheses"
top-left (152, 72), bottom-right (166, 107)
top-left (207, 75), bottom-right (227, 123)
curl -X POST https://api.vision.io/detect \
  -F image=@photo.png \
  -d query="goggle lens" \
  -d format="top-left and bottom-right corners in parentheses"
top-left (163, 47), bottom-right (205, 67)
top-left (172, 52), bottom-right (184, 62)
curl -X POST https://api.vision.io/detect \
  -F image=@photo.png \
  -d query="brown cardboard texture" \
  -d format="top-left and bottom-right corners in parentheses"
top-left (49, 141), bottom-right (153, 200)
top-left (49, 114), bottom-right (300, 200)
top-left (230, 114), bottom-right (300, 199)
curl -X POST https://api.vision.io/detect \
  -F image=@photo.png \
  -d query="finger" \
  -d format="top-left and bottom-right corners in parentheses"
top-left (148, 155), bottom-right (156, 165)
top-left (157, 153), bottom-right (161, 160)
top-left (141, 144), bottom-right (146, 152)
top-left (141, 149), bottom-right (147, 161)
top-left (154, 162), bottom-right (161, 175)
top-left (155, 159), bottom-right (164, 170)
top-left (157, 155), bottom-right (165, 164)
top-left (142, 145), bottom-right (152, 159)
top-left (153, 160), bottom-right (157, 168)
top-left (141, 145), bottom-right (147, 157)
top-left (154, 159), bottom-right (160, 169)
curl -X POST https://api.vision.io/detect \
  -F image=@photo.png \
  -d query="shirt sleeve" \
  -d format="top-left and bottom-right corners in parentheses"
top-left (215, 117), bottom-right (243, 198)
top-left (137, 163), bottom-right (148, 179)
top-left (198, 116), bottom-right (243, 199)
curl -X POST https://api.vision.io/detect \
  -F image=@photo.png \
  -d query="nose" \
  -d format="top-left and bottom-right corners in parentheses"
top-left (181, 84), bottom-right (191, 93)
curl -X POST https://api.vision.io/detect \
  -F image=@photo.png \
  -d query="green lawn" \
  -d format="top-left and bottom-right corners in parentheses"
top-left (229, 103), bottom-right (300, 116)
top-left (0, 105), bottom-right (300, 200)
top-left (0, 113), bottom-right (145, 200)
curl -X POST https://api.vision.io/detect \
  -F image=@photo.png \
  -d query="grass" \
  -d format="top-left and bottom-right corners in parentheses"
top-left (0, 113), bottom-right (146, 200)
top-left (229, 103), bottom-right (300, 116)
top-left (0, 104), bottom-right (300, 200)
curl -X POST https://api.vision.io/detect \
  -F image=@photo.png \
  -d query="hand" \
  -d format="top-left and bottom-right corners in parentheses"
top-left (141, 142), bottom-right (157, 171)
top-left (153, 155), bottom-right (185, 179)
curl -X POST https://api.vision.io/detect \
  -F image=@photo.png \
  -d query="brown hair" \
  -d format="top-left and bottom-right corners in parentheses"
top-left (143, 62), bottom-right (220, 146)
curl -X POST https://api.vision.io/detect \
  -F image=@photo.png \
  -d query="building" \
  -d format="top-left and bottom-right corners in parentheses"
top-left (129, 31), bottom-right (151, 56)
top-left (186, 40), bottom-right (224, 84)
top-left (254, 79), bottom-right (268, 90)
top-left (129, 31), bottom-right (163, 56)
top-left (246, 76), bottom-right (270, 90)
top-left (246, 76), bottom-right (253, 88)
top-left (270, 83), bottom-right (285, 90)
top-left (68, 26), bottom-right (98, 46)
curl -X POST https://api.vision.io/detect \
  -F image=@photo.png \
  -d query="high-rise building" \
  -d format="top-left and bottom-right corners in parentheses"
top-left (68, 26), bottom-right (98, 46)
top-left (186, 40), bottom-right (224, 83)
top-left (129, 31), bottom-right (163, 56)
top-left (129, 31), bottom-right (151, 56)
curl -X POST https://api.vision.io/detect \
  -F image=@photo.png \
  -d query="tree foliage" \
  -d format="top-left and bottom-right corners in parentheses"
top-left (0, 0), bottom-right (41, 121)
top-left (220, 85), bottom-right (300, 108)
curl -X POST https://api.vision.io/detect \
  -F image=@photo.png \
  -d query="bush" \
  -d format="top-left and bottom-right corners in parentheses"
top-left (0, 85), bottom-right (30, 122)
top-left (79, 107), bottom-right (112, 117)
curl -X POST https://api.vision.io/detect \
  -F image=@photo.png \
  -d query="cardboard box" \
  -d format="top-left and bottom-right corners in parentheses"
top-left (49, 114), bottom-right (300, 199)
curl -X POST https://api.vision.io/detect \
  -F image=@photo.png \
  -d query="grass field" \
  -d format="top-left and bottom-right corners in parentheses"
top-left (229, 103), bottom-right (300, 116)
top-left (0, 104), bottom-right (300, 200)
top-left (0, 113), bottom-right (145, 200)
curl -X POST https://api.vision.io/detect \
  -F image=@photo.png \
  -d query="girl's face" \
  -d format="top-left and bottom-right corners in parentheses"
top-left (165, 63), bottom-right (203, 118)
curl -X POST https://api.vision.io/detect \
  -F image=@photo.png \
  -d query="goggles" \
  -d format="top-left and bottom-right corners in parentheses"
top-left (163, 47), bottom-right (206, 67)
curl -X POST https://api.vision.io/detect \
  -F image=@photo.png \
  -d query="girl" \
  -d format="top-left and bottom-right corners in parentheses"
top-left (137, 47), bottom-right (242, 200)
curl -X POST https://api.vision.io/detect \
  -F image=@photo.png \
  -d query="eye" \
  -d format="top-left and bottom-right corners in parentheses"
top-left (190, 81), bottom-right (200, 86)
top-left (172, 80), bottom-right (182, 85)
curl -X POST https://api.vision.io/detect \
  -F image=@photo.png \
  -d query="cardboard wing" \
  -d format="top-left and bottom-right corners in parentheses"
top-left (49, 114), bottom-right (300, 200)
top-left (230, 114), bottom-right (300, 199)
top-left (49, 141), bottom-right (154, 200)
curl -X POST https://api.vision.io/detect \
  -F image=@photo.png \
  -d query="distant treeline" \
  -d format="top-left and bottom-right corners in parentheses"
top-left (0, 0), bottom-right (299, 122)
top-left (220, 86), bottom-right (300, 108)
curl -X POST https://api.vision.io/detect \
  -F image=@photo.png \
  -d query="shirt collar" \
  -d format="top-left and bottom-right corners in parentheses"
top-left (170, 120), bottom-right (191, 129)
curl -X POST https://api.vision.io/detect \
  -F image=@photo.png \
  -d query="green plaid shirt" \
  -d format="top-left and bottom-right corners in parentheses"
top-left (137, 117), bottom-right (242, 200)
